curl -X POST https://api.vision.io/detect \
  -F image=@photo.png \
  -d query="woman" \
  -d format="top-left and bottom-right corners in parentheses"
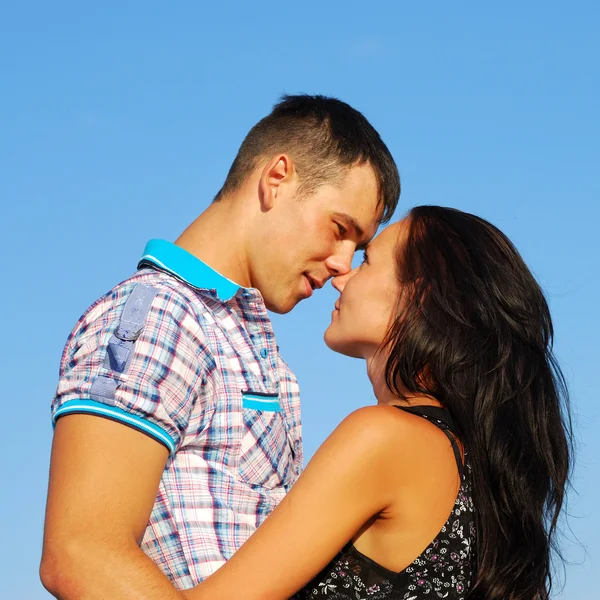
top-left (185, 205), bottom-right (572, 600)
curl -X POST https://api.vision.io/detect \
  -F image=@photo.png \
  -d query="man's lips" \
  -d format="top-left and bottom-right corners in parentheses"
top-left (304, 274), bottom-right (325, 291)
top-left (303, 274), bottom-right (327, 298)
top-left (303, 275), bottom-right (314, 298)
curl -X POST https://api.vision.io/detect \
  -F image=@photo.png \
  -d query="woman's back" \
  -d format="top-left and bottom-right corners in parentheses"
top-left (292, 405), bottom-right (476, 600)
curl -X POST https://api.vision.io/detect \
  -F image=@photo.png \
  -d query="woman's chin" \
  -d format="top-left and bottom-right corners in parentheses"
top-left (324, 330), bottom-right (364, 359)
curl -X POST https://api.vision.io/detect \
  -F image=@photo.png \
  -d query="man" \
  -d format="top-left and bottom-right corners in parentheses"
top-left (40, 94), bottom-right (400, 599)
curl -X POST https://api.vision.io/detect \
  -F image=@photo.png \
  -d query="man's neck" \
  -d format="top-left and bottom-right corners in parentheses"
top-left (175, 199), bottom-right (252, 287)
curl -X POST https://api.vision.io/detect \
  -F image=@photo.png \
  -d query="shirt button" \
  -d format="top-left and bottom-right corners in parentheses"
top-left (260, 348), bottom-right (268, 359)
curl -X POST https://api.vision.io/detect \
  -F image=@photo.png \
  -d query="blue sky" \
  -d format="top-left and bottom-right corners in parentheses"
top-left (1, 2), bottom-right (598, 597)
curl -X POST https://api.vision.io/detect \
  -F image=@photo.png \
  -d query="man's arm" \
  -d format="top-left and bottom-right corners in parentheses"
top-left (40, 414), bottom-right (185, 599)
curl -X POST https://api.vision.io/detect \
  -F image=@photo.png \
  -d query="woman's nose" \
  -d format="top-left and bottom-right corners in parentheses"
top-left (331, 268), bottom-right (356, 293)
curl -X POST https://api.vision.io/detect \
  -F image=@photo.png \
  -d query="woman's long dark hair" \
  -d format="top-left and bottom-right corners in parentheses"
top-left (383, 206), bottom-right (573, 600)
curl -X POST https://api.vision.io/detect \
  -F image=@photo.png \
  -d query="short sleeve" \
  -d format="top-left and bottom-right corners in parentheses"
top-left (52, 282), bottom-right (209, 455)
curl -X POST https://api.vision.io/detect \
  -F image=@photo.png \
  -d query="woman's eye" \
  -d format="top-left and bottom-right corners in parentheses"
top-left (361, 251), bottom-right (368, 265)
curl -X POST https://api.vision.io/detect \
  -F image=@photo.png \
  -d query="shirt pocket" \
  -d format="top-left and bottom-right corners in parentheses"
top-left (238, 391), bottom-right (295, 490)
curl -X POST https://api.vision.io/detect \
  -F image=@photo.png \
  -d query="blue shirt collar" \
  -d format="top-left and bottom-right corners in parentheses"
top-left (138, 239), bottom-right (242, 302)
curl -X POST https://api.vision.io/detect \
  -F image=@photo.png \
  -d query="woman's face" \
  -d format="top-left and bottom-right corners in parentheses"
top-left (324, 220), bottom-right (405, 359)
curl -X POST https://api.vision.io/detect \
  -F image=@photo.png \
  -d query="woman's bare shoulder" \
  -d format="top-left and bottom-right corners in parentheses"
top-left (334, 404), bottom-right (445, 444)
top-left (327, 404), bottom-right (458, 478)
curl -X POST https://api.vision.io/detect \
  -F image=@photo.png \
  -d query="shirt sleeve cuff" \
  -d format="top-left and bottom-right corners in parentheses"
top-left (52, 399), bottom-right (177, 455)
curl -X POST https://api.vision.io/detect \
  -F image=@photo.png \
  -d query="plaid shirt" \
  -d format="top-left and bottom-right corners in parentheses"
top-left (52, 239), bottom-right (303, 588)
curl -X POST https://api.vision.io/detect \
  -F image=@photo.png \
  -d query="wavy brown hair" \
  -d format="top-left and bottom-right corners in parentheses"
top-left (382, 206), bottom-right (573, 599)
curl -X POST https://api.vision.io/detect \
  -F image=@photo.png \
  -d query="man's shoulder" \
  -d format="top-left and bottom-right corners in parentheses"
top-left (77, 268), bottom-right (216, 324)
top-left (63, 269), bottom-right (223, 359)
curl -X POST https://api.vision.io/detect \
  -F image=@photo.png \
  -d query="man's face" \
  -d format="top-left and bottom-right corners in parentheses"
top-left (248, 163), bottom-right (382, 313)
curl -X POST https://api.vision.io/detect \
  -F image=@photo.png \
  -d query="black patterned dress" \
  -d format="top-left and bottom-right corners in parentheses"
top-left (291, 405), bottom-right (476, 600)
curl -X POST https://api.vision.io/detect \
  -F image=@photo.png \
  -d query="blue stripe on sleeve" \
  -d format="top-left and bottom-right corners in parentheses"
top-left (53, 399), bottom-right (177, 455)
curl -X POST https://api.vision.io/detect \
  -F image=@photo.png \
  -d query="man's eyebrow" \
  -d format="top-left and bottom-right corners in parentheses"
top-left (333, 212), bottom-right (366, 242)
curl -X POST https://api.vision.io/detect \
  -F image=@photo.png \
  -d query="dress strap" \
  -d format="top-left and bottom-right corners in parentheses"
top-left (394, 405), bottom-right (464, 478)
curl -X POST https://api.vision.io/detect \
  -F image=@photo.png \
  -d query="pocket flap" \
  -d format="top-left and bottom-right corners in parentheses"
top-left (241, 391), bottom-right (281, 412)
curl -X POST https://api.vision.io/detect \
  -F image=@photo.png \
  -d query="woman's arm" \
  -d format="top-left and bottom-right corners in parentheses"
top-left (184, 405), bottom-right (404, 600)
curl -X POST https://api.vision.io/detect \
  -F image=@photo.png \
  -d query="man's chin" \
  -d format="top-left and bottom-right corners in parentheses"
top-left (264, 296), bottom-right (298, 315)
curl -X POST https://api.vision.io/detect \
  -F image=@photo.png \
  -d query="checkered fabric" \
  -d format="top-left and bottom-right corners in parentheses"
top-left (52, 240), bottom-right (303, 588)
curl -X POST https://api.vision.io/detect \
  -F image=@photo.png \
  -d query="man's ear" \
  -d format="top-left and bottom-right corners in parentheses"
top-left (258, 154), bottom-right (295, 211)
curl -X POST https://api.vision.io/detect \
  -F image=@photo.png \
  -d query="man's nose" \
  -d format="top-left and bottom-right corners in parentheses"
top-left (324, 246), bottom-right (354, 277)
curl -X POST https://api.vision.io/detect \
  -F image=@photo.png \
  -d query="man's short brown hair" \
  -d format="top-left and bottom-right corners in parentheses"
top-left (215, 94), bottom-right (400, 224)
